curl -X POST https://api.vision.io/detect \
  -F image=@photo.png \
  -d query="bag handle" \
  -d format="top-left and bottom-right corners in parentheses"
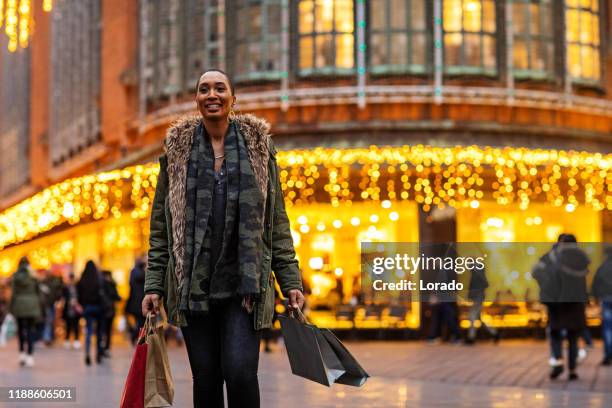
top-left (288, 304), bottom-right (311, 325)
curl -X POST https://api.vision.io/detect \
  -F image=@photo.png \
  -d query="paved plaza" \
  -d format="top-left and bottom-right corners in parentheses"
top-left (0, 337), bottom-right (611, 407)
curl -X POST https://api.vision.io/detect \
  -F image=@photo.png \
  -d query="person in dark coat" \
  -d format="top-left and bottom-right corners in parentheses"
top-left (76, 260), bottom-right (106, 365)
top-left (465, 264), bottom-right (499, 344)
top-left (101, 270), bottom-right (121, 354)
top-left (62, 272), bottom-right (82, 349)
top-left (125, 257), bottom-right (146, 345)
top-left (593, 245), bottom-right (612, 366)
top-left (538, 234), bottom-right (589, 380)
top-left (9, 257), bottom-right (42, 367)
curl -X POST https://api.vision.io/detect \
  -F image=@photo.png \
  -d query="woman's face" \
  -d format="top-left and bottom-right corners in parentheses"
top-left (196, 71), bottom-right (235, 121)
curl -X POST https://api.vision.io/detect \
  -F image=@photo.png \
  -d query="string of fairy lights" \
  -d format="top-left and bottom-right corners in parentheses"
top-left (0, 0), bottom-right (53, 52)
top-left (0, 145), bottom-right (609, 253)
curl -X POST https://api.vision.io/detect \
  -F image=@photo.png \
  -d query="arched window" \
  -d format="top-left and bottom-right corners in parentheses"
top-left (298, 0), bottom-right (355, 75)
top-left (512, 0), bottom-right (555, 79)
top-left (233, 0), bottom-right (283, 81)
top-left (442, 0), bottom-right (496, 75)
top-left (49, 0), bottom-right (101, 166)
top-left (369, 0), bottom-right (427, 74)
top-left (565, 0), bottom-right (601, 82)
top-left (0, 45), bottom-right (30, 196)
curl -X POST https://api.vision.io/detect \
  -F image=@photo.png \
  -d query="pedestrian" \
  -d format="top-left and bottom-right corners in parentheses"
top-left (142, 69), bottom-right (304, 408)
top-left (39, 267), bottom-right (63, 345)
top-left (125, 257), bottom-right (146, 345)
top-left (76, 260), bottom-right (106, 365)
top-left (61, 272), bottom-right (82, 350)
top-left (9, 257), bottom-right (42, 367)
top-left (101, 270), bottom-right (121, 355)
top-left (465, 265), bottom-right (499, 344)
top-left (535, 234), bottom-right (589, 380)
top-left (592, 245), bottom-right (612, 366)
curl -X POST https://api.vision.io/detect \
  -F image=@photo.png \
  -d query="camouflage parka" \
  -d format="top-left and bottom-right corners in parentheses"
top-left (144, 113), bottom-right (303, 329)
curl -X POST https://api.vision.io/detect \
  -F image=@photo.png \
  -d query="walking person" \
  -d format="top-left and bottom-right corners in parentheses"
top-left (101, 270), bottom-right (121, 355)
top-left (76, 260), bottom-right (106, 365)
top-left (142, 69), bottom-right (304, 408)
top-left (535, 234), bottom-right (589, 380)
top-left (40, 267), bottom-right (63, 345)
top-left (9, 257), bottom-right (42, 367)
top-left (593, 245), bottom-right (612, 366)
top-left (125, 257), bottom-right (146, 345)
top-left (61, 272), bottom-right (82, 349)
top-left (465, 265), bottom-right (499, 344)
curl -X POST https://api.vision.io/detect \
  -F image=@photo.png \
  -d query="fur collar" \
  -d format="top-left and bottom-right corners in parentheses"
top-left (163, 113), bottom-right (271, 287)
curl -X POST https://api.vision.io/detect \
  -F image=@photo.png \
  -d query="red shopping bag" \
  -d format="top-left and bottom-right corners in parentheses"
top-left (120, 326), bottom-right (149, 408)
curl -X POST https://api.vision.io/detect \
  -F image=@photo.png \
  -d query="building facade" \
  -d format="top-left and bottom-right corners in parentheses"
top-left (0, 0), bottom-right (611, 330)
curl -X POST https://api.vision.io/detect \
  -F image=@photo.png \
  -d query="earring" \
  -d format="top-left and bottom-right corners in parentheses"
top-left (228, 107), bottom-right (236, 123)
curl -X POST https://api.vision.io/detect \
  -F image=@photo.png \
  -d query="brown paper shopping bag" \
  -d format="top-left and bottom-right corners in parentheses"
top-left (144, 307), bottom-right (174, 408)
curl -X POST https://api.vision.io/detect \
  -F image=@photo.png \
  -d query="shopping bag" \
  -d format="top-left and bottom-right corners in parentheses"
top-left (320, 329), bottom-right (370, 386)
top-left (279, 309), bottom-right (346, 386)
top-left (144, 308), bottom-right (174, 408)
top-left (120, 323), bottom-right (149, 408)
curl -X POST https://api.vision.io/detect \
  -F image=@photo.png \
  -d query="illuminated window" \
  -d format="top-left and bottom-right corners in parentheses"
top-left (442, 0), bottom-right (496, 75)
top-left (512, 0), bottom-right (555, 78)
top-left (49, 0), bottom-right (101, 166)
top-left (369, 0), bottom-right (427, 74)
top-left (565, 0), bottom-right (601, 82)
top-left (298, 0), bottom-right (355, 75)
top-left (234, 0), bottom-right (282, 80)
top-left (0, 45), bottom-right (30, 196)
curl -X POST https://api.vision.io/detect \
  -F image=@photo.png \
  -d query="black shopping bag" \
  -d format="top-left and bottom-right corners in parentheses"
top-left (320, 329), bottom-right (370, 386)
top-left (278, 314), bottom-right (346, 386)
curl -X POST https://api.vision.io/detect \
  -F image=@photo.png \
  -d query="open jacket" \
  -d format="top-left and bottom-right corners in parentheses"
top-left (144, 113), bottom-right (302, 329)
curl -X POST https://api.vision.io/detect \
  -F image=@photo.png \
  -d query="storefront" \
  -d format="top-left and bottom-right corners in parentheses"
top-left (0, 144), bottom-right (609, 331)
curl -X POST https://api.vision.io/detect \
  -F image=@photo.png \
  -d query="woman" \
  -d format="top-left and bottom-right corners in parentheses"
top-left (142, 69), bottom-right (304, 408)
top-left (76, 260), bottom-right (106, 365)
top-left (9, 256), bottom-right (42, 367)
top-left (62, 272), bottom-right (82, 349)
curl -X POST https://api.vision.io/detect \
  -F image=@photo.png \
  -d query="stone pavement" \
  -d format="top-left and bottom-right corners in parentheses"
top-left (0, 337), bottom-right (611, 407)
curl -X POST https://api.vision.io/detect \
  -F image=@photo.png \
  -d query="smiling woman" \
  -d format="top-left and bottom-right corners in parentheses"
top-left (142, 68), bottom-right (305, 407)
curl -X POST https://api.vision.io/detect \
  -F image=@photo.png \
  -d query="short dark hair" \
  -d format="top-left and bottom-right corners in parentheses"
top-left (195, 69), bottom-right (235, 96)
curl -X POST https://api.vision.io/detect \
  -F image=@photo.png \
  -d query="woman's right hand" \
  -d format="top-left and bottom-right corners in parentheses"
top-left (142, 293), bottom-right (160, 317)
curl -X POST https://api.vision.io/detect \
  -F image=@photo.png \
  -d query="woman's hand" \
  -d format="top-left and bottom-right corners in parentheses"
top-left (142, 293), bottom-right (160, 317)
top-left (287, 289), bottom-right (305, 313)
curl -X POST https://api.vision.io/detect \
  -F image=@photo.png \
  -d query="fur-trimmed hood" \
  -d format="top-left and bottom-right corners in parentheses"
top-left (162, 113), bottom-right (272, 287)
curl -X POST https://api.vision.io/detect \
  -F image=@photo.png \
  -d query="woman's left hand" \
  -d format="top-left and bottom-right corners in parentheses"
top-left (287, 289), bottom-right (305, 312)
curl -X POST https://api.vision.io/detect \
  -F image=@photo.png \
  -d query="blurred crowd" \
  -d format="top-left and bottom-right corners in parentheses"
top-left (0, 255), bottom-right (182, 367)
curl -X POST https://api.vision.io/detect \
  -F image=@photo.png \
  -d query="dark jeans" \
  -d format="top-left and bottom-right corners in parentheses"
top-left (103, 315), bottom-right (115, 350)
top-left (130, 313), bottom-right (146, 345)
top-left (17, 317), bottom-right (35, 355)
top-left (428, 302), bottom-right (460, 341)
top-left (602, 301), bottom-right (612, 360)
top-left (550, 328), bottom-right (579, 371)
top-left (83, 305), bottom-right (104, 357)
top-left (181, 299), bottom-right (261, 408)
top-left (64, 317), bottom-right (80, 341)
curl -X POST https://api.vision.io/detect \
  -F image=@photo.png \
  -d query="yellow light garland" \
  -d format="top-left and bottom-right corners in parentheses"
top-left (0, 145), bottom-right (610, 250)
top-left (18, 0), bottom-right (29, 48)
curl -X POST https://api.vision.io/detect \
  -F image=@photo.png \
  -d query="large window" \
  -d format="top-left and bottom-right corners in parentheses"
top-left (146, 0), bottom-right (222, 100)
top-left (298, 0), bottom-right (355, 75)
top-left (145, 0), bottom-right (183, 99)
top-left (0, 46), bottom-right (30, 196)
top-left (442, 0), bottom-right (496, 75)
top-left (49, 0), bottom-right (101, 166)
top-left (512, 0), bottom-right (555, 78)
top-left (369, 0), bottom-right (427, 74)
top-left (234, 0), bottom-right (282, 81)
top-left (565, 0), bottom-right (601, 82)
